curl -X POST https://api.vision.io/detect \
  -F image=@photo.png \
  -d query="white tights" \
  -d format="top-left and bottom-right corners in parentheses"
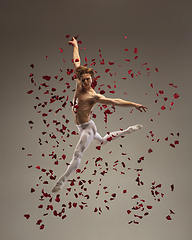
top-left (52, 120), bottom-right (142, 192)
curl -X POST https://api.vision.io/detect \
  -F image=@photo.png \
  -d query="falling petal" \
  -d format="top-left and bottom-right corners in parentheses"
top-left (42, 76), bottom-right (51, 81)
top-left (24, 214), bottom-right (30, 219)
top-left (166, 215), bottom-right (172, 220)
top-left (27, 90), bottom-right (34, 94)
top-left (170, 143), bottom-right (175, 148)
top-left (147, 205), bottom-right (153, 209)
top-left (148, 148), bottom-right (153, 153)
top-left (174, 93), bottom-right (179, 99)
top-left (170, 209), bottom-right (175, 214)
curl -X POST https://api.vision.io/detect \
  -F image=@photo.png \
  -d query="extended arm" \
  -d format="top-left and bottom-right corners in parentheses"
top-left (96, 94), bottom-right (148, 112)
top-left (69, 37), bottom-right (80, 70)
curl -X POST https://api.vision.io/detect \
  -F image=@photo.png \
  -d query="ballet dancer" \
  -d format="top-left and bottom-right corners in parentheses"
top-left (52, 37), bottom-right (148, 192)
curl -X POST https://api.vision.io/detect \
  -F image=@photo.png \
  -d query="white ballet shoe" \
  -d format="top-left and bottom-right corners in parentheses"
top-left (52, 177), bottom-right (66, 193)
top-left (127, 124), bottom-right (143, 133)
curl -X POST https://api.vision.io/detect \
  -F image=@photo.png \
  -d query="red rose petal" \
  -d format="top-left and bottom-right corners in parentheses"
top-left (148, 148), bottom-right (153, 153)
top-left (96, 146), bottom-right (101, 150)
top-left (42, 76), bottom-right (51, 81)
top-left (105, 69), bottom-right (110, 73)
top-left (100, 90), bottom-right (105, 94)
top-left (166, 215), bottom-right (172, 220)
top-left (24, 214), bottom-right (30, 219)
top-left (66, 35), bottom-right (70, 38)
top-left (27, 90), bottom-right (34, 94)
top-left (36, 219), bottom-right (42, 225)
top-left (171, 184), bottom-right (174, 191)
top-left (155, 68), bottom-right (159, 72)
top-left (31, 188), bottom-right (35, 193)
top-left (125, 48), bottom-right (128, 51)
top-left (109, 61), bottom-right (114, 65)
top-left (127, 210), bottom-right (131, 214)
top-left (147, 205), bottom-right (153, 209)
top-left (134, 48), bottom-right (138, 53)
top-left (170, 209), bottom-right (175, 214)
top-left (132, 195), bottom-right (138, 199)
top-left (170, 143), bottom-right (175, 148)
top-left (40, 224), bottom-right (45, 230)
top-left (174, 93), bottom-right (179, 99)
top-left (161, 105), bottom-right (166, 110)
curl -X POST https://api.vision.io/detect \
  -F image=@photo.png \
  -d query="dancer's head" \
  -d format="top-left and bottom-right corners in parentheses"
top-left (76, 66), bottom-right (95, 89)
top-left (76, 66), bottom-right (95, 80)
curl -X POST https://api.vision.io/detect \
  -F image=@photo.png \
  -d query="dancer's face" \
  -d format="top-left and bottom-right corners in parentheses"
top-left (80, 73), bottom-right (92, 89)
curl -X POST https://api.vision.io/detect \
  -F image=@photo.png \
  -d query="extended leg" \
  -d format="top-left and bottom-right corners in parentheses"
top-left (52, 128), bottom-right (95, 193)
top-left (93, 124), bottom-right (143, 145)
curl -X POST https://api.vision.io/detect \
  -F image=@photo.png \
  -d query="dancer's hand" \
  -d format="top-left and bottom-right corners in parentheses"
top-left (69, 37), bottom-right (78, 47)
top-left (135, 103), bottom-right (148, 112)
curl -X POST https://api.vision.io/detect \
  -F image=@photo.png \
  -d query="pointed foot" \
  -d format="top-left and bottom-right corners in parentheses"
top-left (52, 178), bottom-right (65, 193)
top-left (127, 124), bottom-right (143, 133)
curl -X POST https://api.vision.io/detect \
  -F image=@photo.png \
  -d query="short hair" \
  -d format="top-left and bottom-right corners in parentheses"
top-left (75, 66), bottom-right (95, 80)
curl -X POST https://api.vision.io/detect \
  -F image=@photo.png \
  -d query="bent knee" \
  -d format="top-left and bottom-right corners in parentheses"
top-left (73, 149), bottom-right (83, 159)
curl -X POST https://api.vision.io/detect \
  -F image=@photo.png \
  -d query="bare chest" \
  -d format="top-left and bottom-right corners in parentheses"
top-left (77, 92), bottom-right (96, 106)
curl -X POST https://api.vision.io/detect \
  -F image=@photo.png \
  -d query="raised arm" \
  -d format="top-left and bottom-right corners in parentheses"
top-left (69, 37), bottom-right (81, 70)
top-left (95, 94), bottom-right (148, 112)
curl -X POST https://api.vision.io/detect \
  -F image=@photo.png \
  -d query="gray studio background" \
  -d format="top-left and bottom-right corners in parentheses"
top-left (0, 0), bottom-right (191, 240)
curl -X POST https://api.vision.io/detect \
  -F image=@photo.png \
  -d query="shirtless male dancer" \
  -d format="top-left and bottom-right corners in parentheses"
top-left (52, 37), bottom-right (148, 193)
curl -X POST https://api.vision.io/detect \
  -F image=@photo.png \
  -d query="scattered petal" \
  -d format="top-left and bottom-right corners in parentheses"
top-left (166, 215), bottom-right (172, 220)
top-left (174, 93), bottom-right (179, 99)
top-left (147, 205), bottom-right (153, 209)
top-left (148, 148), bottom-right (153, 153)
top-left (24, 214), bottom-right (30, 219)
top-left (27, 90), bottom-right (34, 94)
top-left (170, 209), bottom-right (175, 214)
top-left (132, 195), bottom-right (138, 199)
top-left (42, 76), bottom-right (51, 81)
top-left (127, 210), bottom-right (131, 214)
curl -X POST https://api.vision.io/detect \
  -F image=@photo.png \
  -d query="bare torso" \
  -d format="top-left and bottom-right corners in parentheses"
top-left (72, 87), bottom-right (99, 125)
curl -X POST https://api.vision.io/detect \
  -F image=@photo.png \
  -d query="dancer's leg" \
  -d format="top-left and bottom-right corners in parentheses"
top-left (52, 127), bottom-right (95, 192)
top-left (93, 124), bottom-right (143, 145)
